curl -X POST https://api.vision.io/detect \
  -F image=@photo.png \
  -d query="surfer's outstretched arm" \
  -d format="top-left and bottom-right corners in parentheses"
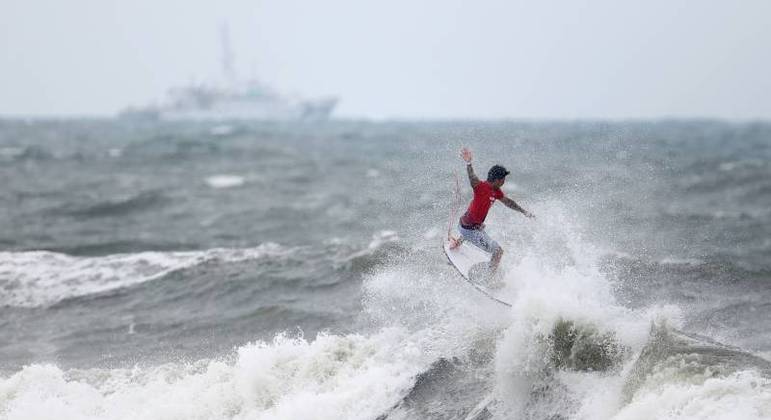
top-left (460, 147), bottom-right (480, 189)
top-left (501, 197), bottom-right (535, 219)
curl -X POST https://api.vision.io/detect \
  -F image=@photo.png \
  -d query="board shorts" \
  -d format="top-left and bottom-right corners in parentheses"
top-left (458, 223), bottom-right (501, 254)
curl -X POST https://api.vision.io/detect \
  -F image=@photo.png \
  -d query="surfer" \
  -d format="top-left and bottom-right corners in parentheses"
top-left (449, 147), bottom-right (534, 275)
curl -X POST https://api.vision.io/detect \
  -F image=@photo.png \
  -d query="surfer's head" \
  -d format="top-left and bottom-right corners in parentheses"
top-left (487, 165), bottom-right (509, 187)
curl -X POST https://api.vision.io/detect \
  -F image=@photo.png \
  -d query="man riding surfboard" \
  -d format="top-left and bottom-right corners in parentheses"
top-left (449, 147), bottom-right (535, 275)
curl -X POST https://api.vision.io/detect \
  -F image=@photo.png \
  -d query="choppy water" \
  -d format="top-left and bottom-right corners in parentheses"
top-left (1, 119), bottom-right (770, 419)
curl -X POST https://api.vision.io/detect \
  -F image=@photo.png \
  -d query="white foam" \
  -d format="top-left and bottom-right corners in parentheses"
top-left (422, 227), bottom-right (440, 240)
top-left (719, 161), bottom-right (738, 172)
top-left (502, 182), bottom-right (522, 193)
top-left (368, 230), bottom-right (398, 250)
top-left (481, 202), bottom-right (771, 420)
top-left (0, 244), bottom-right (287, 308)
top-left (362, 263), bottom-right (507, 337)
top-left (0, 328), bottom-right (434, 420)
top-left (659, 257), bottom-right (703, 266)
top-left (209, 124), bottom-right (235, 136)
top-left (719, 159), bottom-right (764, 172)
top-left (0, 244), bottom-right (506, 418)
top-left (613, 369), bottom-right (771, 420)
top-left (488, 204), bottom-right (670, 416)
top-left (3, 198), bottom-right (764, 419)
top-left (355, 202), bottom-right (769, 419)
top-left (205, 174), bottom-right (246, 189)
top-left (334, 230), bottom-right (401, 265)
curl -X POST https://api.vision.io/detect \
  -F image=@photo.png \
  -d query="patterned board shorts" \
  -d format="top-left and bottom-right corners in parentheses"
top-left (458, 223), bottom-right (501, 254)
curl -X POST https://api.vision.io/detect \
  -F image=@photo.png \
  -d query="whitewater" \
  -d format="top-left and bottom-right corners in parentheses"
top-left (1, 120), bottom-right (770, 419)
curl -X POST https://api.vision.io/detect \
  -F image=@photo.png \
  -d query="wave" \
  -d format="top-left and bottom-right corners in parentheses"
top-left (378, 356), bottom-right (494, 420)
top-left (459, 321), bottom-right (771, 420)
top-left (2, 205), bottom-right (769, 418)
top-left (51, 191), bottom-right (169, 219)
top-left (332, 230), bottom-right (402, 272)
top-left (0, 244), bottom-right (289, 308)
top-left (43, 239), bottom-right (202, 256)
top-left (0, 328), bottom-right (434, 420)
top-left (662, 208), bottom-right (771, 223)
top-left (456, 205), bottom-right (770, 419)
top-left (602, 252), bottom-right (771, 291)
top-left (4, 324), bottom-right (762, 420)
top-left (623, 325), bottom-right (771, 400)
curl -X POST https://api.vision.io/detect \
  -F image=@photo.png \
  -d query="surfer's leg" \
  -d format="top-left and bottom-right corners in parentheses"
top-left (490, 247), bottom-right (503, 273)
top-left (474, 229), bottom-right (502, 273)
top-left (460, 225), bottom-right (498, 254)
top-left (457, 224), bottom-right (475, 245)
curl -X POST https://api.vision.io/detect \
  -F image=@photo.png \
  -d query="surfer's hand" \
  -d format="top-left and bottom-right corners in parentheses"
top-left (460, 147), bottom-right (473, 163)
top-left (524, 211), bottom-right (536, 219)
top-left (448, 237), bottom-right (462, 249)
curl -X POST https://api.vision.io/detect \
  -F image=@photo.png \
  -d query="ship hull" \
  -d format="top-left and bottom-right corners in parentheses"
top-left (158, 97), bottom-right (337, 122)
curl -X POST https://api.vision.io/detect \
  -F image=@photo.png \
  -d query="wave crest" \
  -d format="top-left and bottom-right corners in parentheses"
top-left (0, 244), bottom-right (288, 308)
top-left (0, 328), bottom-right (430, 420)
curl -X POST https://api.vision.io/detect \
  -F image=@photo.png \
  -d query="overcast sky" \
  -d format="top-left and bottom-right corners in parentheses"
top-left (1, 0), bottom-right (770, 120)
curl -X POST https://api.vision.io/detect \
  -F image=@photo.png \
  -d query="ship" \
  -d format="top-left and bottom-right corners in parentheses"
top-left (119, 25), bottom-right (337, 122)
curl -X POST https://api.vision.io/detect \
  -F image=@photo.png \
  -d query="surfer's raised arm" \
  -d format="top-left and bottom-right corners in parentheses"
top-left (460, 147), bottom-right (480, 189)
top-left (501, 196), bottom-right (535, 219)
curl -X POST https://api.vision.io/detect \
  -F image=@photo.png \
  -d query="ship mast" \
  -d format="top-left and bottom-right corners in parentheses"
top-left (220, 23), bottom-right (237, 86)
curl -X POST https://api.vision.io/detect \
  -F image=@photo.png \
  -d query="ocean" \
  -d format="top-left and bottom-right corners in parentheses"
top-left (0, 118), bottom-right (769, 419)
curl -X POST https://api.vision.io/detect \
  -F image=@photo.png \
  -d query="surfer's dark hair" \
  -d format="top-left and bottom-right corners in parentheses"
top-left (487, 165), bottom-right (510, 181)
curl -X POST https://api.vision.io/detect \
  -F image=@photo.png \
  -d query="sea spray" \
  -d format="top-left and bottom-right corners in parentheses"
top-left (0, 329), bottom-right (432, 420)
top-left (489, 204), bottom-right (652, 418)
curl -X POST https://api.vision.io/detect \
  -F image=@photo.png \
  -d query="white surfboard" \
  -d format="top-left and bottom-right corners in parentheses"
top-left (442, 238), bottom-right (512, 307)
top-left (443, 239), bottom-right (489, 280)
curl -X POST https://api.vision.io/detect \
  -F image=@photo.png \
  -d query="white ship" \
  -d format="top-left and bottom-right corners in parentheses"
top-left (120, 26), bottom-right (337, 122)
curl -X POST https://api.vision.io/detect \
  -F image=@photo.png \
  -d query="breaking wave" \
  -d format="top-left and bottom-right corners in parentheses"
top-left (1, 207), bottom-right (769, 419)
top-left (0, 244), bottom-right (289, 308)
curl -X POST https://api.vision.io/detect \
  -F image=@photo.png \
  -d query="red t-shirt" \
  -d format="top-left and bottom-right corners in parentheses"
top-left (460, 181), bottom-right (505, 228)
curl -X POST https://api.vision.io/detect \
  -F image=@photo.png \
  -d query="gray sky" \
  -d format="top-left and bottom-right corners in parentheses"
top-left (1, 0), bottom-right (770, 120)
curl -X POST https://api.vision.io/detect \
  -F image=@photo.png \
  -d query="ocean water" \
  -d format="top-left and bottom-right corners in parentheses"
top-left (0, 119), bottom-right (770, 419)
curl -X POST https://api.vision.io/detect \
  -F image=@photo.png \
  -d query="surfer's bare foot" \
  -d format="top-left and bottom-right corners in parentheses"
top-left (448, 237), bottom-right (462, 249)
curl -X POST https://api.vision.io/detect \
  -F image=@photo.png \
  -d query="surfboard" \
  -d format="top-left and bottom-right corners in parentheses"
top-left (442, 238), bottom-right (512, 307)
